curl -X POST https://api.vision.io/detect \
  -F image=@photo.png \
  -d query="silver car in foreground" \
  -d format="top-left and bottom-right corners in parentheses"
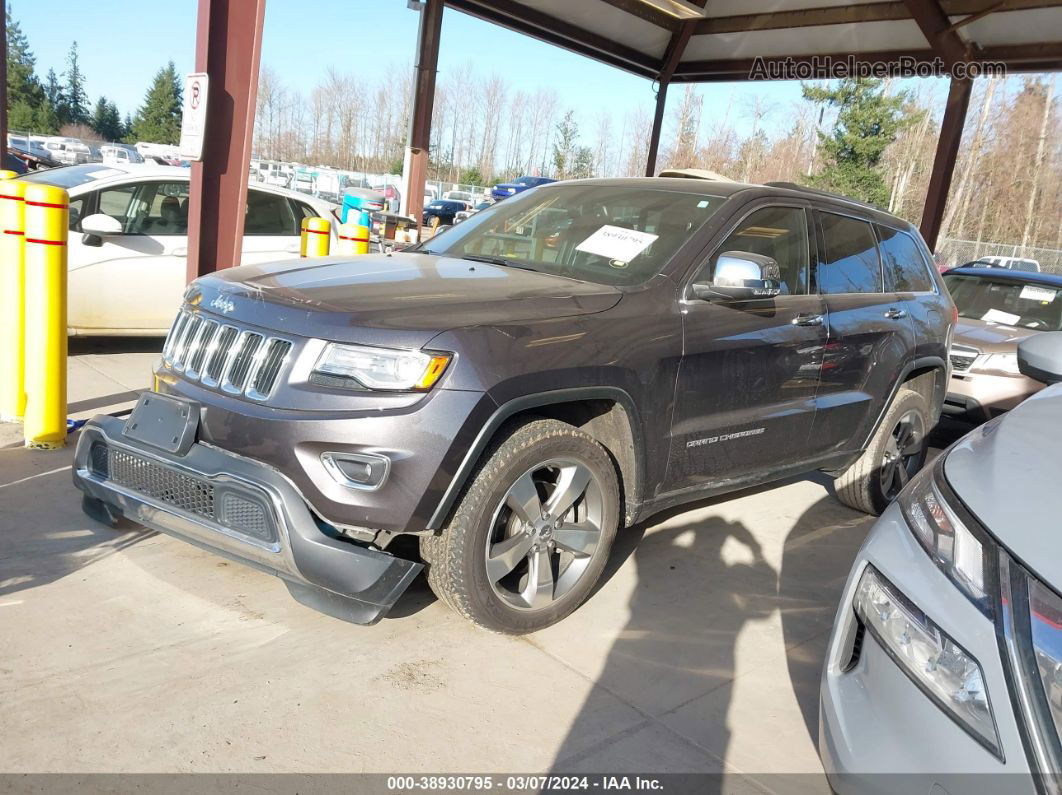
top-left (820, 333), bottom-right (1062, 794)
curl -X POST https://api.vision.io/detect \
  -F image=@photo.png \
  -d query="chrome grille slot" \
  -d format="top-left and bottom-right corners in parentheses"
top-left (161, 307), bottom-right (292, 402)
top-left (186, 320), bottom-right (218, 378)
top-left (109, 448), bottom-right (216, 519)
top-left (949, 344), bottom-right (979, 373)
top-left (173, 315), bottom-right (203, 371)
top-left (203, 325), bottom-right (240, 386)
top-left (247, 339), bottom-right (292, 400)
top-left (162, 311), bottom-right (190, 362)
top-left (222, 332), bottom-right (264, 393)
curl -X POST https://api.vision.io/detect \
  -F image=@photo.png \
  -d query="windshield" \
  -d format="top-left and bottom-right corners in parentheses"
top-left (944, 274), bottom-right (1062, 330)
top-left (19, 164), bottom-right (126, 189)
top-left (419, 184), bottom-right (727, 286)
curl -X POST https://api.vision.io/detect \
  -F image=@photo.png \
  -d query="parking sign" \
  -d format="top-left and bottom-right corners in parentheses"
top-left (179, 73), bottom-right (210, 161)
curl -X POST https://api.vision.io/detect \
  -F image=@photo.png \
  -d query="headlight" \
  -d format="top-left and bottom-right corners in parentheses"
top-left (899, 463), bottom-right (991, 617)
top-left (1028, 578), bottom-right (1062, 745)
top-left (972, 352), bottom-right (1021, 376)
top-left (314, 343), bottom-right (451, 391)
top-left (855, 565), bottom-right (1001, 757)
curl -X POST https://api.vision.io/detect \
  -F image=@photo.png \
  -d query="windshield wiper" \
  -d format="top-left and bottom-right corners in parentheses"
top-left (459, 253), bottom-right (537, 272)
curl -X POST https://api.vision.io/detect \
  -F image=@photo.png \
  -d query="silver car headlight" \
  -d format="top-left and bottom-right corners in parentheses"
top-left (313, 343), bottom-right (451, 392)
top-left (854, 565), bottom-right (1001, 756)
top-left (898, 462), bottom-right (992, 617)
top-left (971, 352), bottom-right (1022, 376)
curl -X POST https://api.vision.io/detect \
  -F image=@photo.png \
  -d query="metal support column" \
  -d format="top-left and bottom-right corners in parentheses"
top-left (1, 2), bottom-right (8, 152)
top-left (646, 83), bottom-right (668, 177)
top-left (644, 9), bottom-right (698, 177)
top-left (186, 0), bottom-right (267, 282)
top-left (402, 0), bottom-right (443, 233)
top-left (920, 76), bottom-right (972, 252)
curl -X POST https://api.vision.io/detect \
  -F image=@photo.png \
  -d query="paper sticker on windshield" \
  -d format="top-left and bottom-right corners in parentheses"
top-left (982, 308), bottom-right (1020, 325)
top-left (576, 225), bottom-right (658, 262)
top-left (1020, 285), bottom-right (1057, 303)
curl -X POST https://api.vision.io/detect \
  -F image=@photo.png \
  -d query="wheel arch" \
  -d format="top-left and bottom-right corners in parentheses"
top-left (859, 356), bottom-right (948, 451)
top-left (426, 387), bottom-right (644, 530)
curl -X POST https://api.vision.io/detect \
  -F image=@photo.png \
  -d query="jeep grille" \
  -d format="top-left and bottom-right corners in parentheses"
top-left (162, 309), bottom-right (292, 401)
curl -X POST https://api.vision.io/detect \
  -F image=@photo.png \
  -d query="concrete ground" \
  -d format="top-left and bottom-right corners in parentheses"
top-left (0, 338), bottom-right (923, 790)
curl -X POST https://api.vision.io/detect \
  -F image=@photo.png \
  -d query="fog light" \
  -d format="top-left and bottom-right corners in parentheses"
top-left (854, 565), bottom-right (1001, 757)
top-left (321, 452), bottom-right (390, 491)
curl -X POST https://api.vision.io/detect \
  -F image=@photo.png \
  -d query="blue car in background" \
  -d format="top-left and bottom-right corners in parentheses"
top-left (490, 175), bottom-right (556, 201)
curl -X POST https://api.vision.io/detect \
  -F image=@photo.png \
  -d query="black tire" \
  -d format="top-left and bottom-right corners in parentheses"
top-left (420, 418), bottom-right (620, 634)
top-left (834, 387), bottom-right (930, 515)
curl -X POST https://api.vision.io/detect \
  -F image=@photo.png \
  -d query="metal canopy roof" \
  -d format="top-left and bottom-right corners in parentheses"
top-left (445, 0), bottom-right (1062, 81)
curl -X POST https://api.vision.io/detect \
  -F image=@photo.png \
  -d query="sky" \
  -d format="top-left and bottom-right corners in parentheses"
top-left (10, 0), bottom-right (973, 142)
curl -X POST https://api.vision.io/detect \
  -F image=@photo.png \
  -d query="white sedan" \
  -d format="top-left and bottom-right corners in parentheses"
top-left (20, 164), bottom-right (338, 335)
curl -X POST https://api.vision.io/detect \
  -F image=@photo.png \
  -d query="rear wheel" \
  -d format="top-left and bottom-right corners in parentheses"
top-left (834, 387), bottom-right (929, 515)
top-left (421, 419), bottom-right (619, 633)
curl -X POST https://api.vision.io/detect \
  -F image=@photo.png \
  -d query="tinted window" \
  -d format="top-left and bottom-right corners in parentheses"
top-left (817, 213), bottom-right (882, 294)
top-left (943, 274), bottom-right (1062, 330)
top-left (709, 206), bottom-right (809, 295)
top-left (877, 225), bottom-right (933, 292)
top-left (245, 190), bottom-right (298, 235)
top-left (140, 182), bottom-right (190, 236)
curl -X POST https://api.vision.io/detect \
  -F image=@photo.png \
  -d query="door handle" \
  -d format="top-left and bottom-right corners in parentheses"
top-left (885, 307), bottom-right (908, 320)
top-left (791, 314), bottom-right (824, 327)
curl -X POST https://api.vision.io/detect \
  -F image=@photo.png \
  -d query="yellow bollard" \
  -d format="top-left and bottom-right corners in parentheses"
top-left (23, 184), bottom-right (69, 450)
top-left (335, 223), bottom-right (370, 256)
top-left (0, 170), bottom-right (19, 180)
top-left (300, 217), bottom-right (331, 258)
top-left (0, 179), bottom-right (27, 422)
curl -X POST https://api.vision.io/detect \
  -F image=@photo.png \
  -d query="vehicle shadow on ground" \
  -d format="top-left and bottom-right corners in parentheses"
top-left (0, 449), bottom-right (153, 599)
top-left (69, 336), bottom-right (164, 356)
top-left (548, 475), bottom-right (874, 787)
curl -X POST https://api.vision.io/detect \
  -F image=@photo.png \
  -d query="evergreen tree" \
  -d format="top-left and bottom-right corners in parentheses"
top-left (552, 110), bottom-right (579, 179)
top-left (91, 96), bottom-right (124, 141)
top-left (59, 41), bottom-right (89, 125)
top-left (802, 78), bottom-right (910, 207)
top-left (5, 6), bottom-right (48, 131)
top-left (128, 62), bottom-right (183, 145)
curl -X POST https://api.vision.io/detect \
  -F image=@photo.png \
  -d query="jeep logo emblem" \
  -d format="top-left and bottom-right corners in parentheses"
top-left (210, 295), bottom-right (235, 314)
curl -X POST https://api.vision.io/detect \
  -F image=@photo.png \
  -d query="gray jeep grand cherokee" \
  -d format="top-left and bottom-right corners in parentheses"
top-left (73, 178), bottom-right (955, 633)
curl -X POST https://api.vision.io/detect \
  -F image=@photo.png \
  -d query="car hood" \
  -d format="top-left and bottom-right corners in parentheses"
top-left (953, 316), bottom-right (1039, 352)
top-left (193, 253), bottom-right (622, 347)
top-left (944, 384), bottom-right (1062, 588)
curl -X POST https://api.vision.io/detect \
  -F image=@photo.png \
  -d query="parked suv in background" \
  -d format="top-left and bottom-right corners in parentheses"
top-left (819, 333), bottom-right (1062, 791)
top-left (943, 267), bottom-right (1061, 422)
top-left (73, 178), bottom-right (954, 633)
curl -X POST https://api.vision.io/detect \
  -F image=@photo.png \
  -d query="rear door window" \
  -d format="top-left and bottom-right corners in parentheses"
top-left (877, 225), bottom-right (934, 292)
top-left (245, 190), bottom-right (299, 235)
top-left (817, 213), bottom-right (882, 295)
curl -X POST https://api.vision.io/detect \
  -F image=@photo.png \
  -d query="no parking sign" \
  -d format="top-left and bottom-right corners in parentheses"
top-left (179, 73), bottom-right (210, 161)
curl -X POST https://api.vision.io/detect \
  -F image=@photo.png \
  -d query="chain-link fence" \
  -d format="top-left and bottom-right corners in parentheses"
top-left (937, 238), bottom-right (1062, 274)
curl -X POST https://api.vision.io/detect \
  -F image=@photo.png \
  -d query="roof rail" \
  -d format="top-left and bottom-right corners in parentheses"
top-left (764, 181), bottom-right (882, 211)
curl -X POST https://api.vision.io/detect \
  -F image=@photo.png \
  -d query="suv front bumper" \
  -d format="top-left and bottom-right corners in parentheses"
top-left (72, 415), bottom-right (422, 625)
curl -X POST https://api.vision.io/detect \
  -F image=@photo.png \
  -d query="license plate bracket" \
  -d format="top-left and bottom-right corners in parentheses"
top-left (122, 393), bottom-right (200, 455)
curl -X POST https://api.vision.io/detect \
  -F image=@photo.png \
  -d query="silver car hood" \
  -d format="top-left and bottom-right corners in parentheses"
top-left (944, 384), bottom-right (1062, 588)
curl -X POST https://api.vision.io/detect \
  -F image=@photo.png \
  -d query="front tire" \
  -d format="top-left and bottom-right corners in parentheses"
top-left (834, 387), bottom-right (930, 515)
top-left (421, 418), bottom-right (620, 634)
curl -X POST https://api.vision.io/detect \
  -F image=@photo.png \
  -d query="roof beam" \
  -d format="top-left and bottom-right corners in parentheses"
top-left (673, 43), bottom-right (1062, 81)
top-left (598, 0), bottom-right (680, 33)
top-left (903, 0), bottom-right (971, 66)
top-left (444, 0), bottom-right (662, 78)
top-left (689, 0), bottom-right (1060, 36)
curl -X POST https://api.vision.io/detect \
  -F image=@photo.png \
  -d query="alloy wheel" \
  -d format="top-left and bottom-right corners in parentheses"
top-left (484, 458), bottom-right (605, 611)
top-left (880, 409), bottom-right (926, 501)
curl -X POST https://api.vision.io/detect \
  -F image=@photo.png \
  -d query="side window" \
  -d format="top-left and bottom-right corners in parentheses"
top-left (140, 182), bottom-right (190, 236)
top-left (290, 199), bottom-right (318, 225)
top-left (817, 213), bottom-right (882, 295)
top-left (68, 195), bottom-right (87, 232)
top-left (245, 190), bottom-right (299, 235)
top-left (97, 184), bottom-right (139, 230)
top-left (707, 206), bottom-right (809, 295)
top-left (877, 225), bottom-right (934, 292)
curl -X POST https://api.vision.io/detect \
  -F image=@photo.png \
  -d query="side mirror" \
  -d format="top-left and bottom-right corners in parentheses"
top-left (1018, 332), bottom-right (1062, 385)
top-left (692, 251), bottom-right (782, 302)
top-left (80, 213), bottom-right (123, 236)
